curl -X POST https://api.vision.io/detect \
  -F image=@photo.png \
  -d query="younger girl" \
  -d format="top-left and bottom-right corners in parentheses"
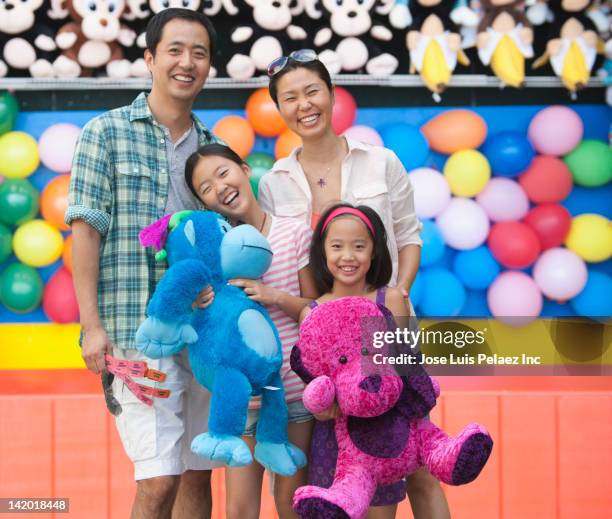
top-left (185, 143), bottom-right (318, 519)
top-left (300, 203), bottom-right (451, 519)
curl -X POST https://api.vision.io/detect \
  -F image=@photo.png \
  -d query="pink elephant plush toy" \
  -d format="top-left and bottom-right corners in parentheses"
top-left (290, 296), bottom-right (493, 519)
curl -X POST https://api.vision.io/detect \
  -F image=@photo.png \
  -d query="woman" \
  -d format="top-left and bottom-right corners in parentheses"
top-left (258, 50), bottom-right (450, 519)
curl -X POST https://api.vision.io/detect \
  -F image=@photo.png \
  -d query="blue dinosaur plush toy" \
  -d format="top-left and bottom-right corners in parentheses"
top-left (135, 210), bottom-right (307, 476)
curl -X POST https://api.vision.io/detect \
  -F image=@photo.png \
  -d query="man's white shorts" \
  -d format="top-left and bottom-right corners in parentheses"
top-left (112, 348), bottom-right (222, 480)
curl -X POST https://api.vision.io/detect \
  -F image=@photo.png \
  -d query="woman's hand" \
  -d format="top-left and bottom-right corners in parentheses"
top-left (228, 278), bottom-right (280, 306)
top-left (313, 401), bottom-right (341, 421)
top-left (192, 285), bottom-right (214, 309)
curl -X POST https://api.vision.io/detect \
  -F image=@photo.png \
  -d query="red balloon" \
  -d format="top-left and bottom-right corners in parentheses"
top-left (488, 221), bottom-right (541, 269)
top-left (43, 267), bottom-right (79, 323)
top-left (523, 203), bottom-right (572, 250)
top-left (518, 155), bottom-right (573, 203)
top-left (331, 87), bottom-right (357, 134)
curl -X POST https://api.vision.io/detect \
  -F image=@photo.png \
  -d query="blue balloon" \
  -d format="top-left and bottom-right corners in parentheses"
top-left (458, 290), bottom-right (491, 318)
top-left (482, 131), bottom-right (535, 177)
top-left (452, 246), bottom-right (500, 290)
top-left (378, 123), bottom-right (429, 171)
top-left (563, 184), bottom-right (612, 219)
top-left (570, 271), bottom-right (612, 318)
top-left (410, 273), bottom-right (423, 308)
top-left (541, 299), bottom-right (577, 318)
top-left (420, 220), bottom-right (446, 267)
top-left (419, 268), bottom-right (466, 317)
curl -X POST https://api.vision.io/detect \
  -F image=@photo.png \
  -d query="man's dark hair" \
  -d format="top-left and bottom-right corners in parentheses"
top-left (185, 143), bottom-right (246, 200)
top-left (268, 59), bottom-right (333, 106)
top-left (145, 8), bottom-right (217, 62)
top-left (310, 203), bottom-right (392, 294)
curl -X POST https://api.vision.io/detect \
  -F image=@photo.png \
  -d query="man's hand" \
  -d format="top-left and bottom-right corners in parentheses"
top-left (82, 326), bottom-right (113, 374)
top-left (228, 279), bottom-right (280, 306)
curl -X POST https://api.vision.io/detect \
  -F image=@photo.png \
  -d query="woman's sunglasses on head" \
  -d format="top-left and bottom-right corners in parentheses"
top-left (267, 49), bottom-right (319, 77)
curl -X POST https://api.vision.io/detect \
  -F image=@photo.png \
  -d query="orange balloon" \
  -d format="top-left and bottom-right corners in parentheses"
top-left (275, 129), bottom-right (302, 159)
top-left (246, 88), bottom-right (287, 138)
top-left (63, 234), bottom-right (73, 273)
top-left (40, 174), bottom-right (71, 231)
top-left (212, 116), bottom-right (255, 159)
top-left (421, 110), bottom-right (487, 155)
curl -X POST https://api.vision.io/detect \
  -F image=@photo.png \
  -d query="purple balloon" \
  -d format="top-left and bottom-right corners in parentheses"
top-left (528, 106), bottom-right (583, 156)
top-left (476, 178), bottom-right (529, 222)
top-left (342, 125), bottom-right (383, 146)
top-left (487, 271), bottom-right (543, 322)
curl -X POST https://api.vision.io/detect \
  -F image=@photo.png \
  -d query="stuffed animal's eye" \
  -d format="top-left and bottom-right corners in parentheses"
top-left (108, 4), bottom-right (115, 12)
top-left (182, 0), bottom-right (189, 6)
top-left (336, 0), bottom-right (342, 5)
top-left (361, 347), bottom-right (369, 356)
top-left (89, 2), bottom-right (97, 10)
top-left (339, 355), bottom-right (347, 364)
top-left (162, 0), bottom-right (169, 7)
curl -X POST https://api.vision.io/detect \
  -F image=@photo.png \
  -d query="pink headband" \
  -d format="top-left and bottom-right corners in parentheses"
top-left (321, 207), bottom-right (375, 236)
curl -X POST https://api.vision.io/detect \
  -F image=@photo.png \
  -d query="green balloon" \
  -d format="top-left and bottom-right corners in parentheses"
top-left (246, 152), bottom-right (275, 171)
top-left (564, 140), bottom-right (612, 187)
top-left (0, 178), bottom-right (39, 226)
top-left (250, 168), bottom-right (268, 199)
top-left (0, 262), bottom-right (43, 313)
top-left (0, 223), bottom-right (12, 263)
top-left (0, 91), bottom-right (19, 136)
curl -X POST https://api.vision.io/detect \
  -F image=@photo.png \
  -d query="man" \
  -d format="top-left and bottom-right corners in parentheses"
top-left (66, 9), bottom-right (219, 519)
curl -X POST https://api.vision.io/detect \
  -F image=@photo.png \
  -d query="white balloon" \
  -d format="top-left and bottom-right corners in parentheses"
top-left (533, 248), bottom-right (588, 301)
top-left (409, 168), bottom-right (451, 219)
top-left (476, 177), bottom-right (529, 222)
top-left (436, 197), bottom-right (490, 250)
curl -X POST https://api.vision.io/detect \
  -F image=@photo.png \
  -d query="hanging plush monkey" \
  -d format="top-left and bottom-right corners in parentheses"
top-left (406, 0), bottom-right (472, 100)
top-left (476, 0), bottom-right (534, 88)
top-left (533, 0), bottom-right (602, 93)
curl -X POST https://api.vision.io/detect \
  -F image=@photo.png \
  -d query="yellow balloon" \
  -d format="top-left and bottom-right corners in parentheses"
top-left (565, 214), bottom-right (612, 263)
top-left (0, 131), bottom-right (40, 179)
top-left (443, 149), bottom-right (491, 197)
top-left (13, 219), bottom-right (64, 267)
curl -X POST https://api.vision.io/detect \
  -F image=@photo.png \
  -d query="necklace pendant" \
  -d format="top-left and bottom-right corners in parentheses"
top-left (317, 178), bottom-right (327, 188)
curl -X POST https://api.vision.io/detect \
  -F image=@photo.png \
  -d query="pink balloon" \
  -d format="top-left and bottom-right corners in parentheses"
top-left (487, 271), bottom-right (543, 321)
top-left (43, 267), bottom-right (79, 323)
top-left (342, 125), bottom-right (383, 146)
top-left (38, 123), bottom-right (81, 173)
top-left (533, 248), bottom-right (588, 302)
top-left (332, 87), bottom-right (357, 134)
top-left (436, 198), bottom-right (490, 250)
top-left (408, 167), bottom-right (451, 219)
top-left (527, 106), bottom-right (583, 156)
top-left (476, 178), bottom-right (529, 222)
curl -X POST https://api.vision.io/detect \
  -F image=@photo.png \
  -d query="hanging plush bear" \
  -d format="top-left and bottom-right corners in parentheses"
top-left (0, 0), bottom-right (61, 78)
top-left (290, 297), bottom-right (493, 519)
top-left (303, 0), bottom-right (399, 75)
top-left (136, 211), bottom-right (307, 475)
top-left (225, 0), bottom-right (309, 79)
top-left (54, 0), bottom-right (143, 78)
top-left (406, 0), bottom-right (474, 101)
top-left (532, 0), bottom-right (603, 94)
top-left (476, 0), bottom-right (534, 87)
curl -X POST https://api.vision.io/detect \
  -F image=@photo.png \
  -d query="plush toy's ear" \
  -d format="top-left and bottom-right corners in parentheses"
top-left (290, 345), bottom-right (316, 383)
top-left (139, 214), bottom-right (173, 251)
top-left (395, 373), bottom-right (437, 421)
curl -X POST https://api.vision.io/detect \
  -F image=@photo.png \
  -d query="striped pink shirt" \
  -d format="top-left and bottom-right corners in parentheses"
top-left (249, 215), bottom-right (312, 409)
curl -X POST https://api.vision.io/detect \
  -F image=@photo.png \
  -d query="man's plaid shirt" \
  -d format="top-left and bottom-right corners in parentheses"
top-left (65, 93), bottom-right (217, 349)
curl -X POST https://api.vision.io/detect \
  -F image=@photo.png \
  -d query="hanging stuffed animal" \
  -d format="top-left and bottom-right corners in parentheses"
top-left (303, 0), bottom-right (399, 75)
top-left (226, 0), bottom-right (308, 79)
top-left (476, 0), bottom-right (534, 87)
top-left (290, 297), bottom-right (493, 519)
top-left (54, 0), bottom-right (142, 78)
top-left (0, 0), bottom-right (60, 78)
top-left (136, 211), bottom-right (307, 475)
top-left (533, 0), bottom-right (603, 94)
top-left (406, 0), bottom-right (474, 101)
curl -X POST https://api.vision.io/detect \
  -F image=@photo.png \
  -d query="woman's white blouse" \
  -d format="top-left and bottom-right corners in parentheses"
top-left (258, 136), bottom-right (423, 286)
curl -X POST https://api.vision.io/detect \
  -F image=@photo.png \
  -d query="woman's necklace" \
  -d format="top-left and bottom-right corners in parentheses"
top-left (316, 166), bottom-right (333, 189)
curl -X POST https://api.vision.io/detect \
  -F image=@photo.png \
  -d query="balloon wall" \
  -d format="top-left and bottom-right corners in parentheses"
top-left (1, 90), bottom-right (610, 333)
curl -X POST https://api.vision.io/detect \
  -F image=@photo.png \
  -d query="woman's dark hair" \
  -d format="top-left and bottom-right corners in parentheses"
top-left (146, 8), bottom-right (217, 63)
top-left (310, 203), bottom-right (392, 294)
top-left (268, 59), bottom-right (333, 106)
top-left (185, 143), bottom-right (246, 200)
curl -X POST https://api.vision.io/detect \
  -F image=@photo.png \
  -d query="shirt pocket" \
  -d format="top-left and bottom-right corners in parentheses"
top-left (352, 182), bottom-right (390, 218)
top-left (115, 162), bottom-right (156, 227)
top-left (275, 202), bottom-right (309, 220)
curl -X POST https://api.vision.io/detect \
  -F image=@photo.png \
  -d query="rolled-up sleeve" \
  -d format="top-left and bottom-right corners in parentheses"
top-left (386, 150), bottom-right (422, 248)
top-left (64, 118), bottom-right (113, 236)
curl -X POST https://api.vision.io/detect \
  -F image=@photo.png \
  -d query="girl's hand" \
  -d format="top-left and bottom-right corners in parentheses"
top-left (313, 401), bottom-right (341, 421)
top-left (193, 285), bottom-right (214, 309)
top-left (228, 279), bottom-right (280, 306)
